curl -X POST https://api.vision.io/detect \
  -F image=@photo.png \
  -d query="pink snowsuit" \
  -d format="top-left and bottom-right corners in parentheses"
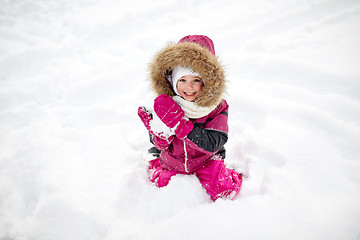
top-left (148, 99), bottom-right (242, 201)
top-left (141, 34), bottom-right (243, 201)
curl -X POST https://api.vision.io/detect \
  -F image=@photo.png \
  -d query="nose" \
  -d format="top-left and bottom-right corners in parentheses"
top-left (184, 81), bottom-right (194, 89)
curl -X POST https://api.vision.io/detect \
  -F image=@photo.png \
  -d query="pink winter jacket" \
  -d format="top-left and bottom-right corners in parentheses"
top-left (152, 99), bottom-right (229, 174)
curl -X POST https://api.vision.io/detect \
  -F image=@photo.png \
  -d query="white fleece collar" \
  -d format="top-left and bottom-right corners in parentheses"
top-left (173, 95), bottom-right (217, 119)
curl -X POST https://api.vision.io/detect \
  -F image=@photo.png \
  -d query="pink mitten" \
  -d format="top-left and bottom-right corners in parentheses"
top-left (154, 94), bottom-right (184, 128)
top-left (138, 106), bottom-right (175, 142)
top-left (138, 106), bottom-right (154, 133)
top-left (174, 119), bottom-right (194, 139)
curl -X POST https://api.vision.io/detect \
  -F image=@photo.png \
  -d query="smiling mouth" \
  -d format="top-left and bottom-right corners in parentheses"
top-left (184, 92), bottom-right (196, 96)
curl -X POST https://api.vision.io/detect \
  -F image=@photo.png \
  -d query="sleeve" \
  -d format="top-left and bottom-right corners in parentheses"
top-left (149, 133), bottom-right (174, 150)
top-left (186, 126), bottom-right (228, 153)
top-left (185, 100), bottom-right (229, 154)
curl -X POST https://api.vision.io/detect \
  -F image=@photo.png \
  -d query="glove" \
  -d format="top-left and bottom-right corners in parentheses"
top-left (153, 94), bottom-right (184, 128)
top-left (153, 94), bottom-right (194, 139)
top-left (174, 119), bottom-right (194, 139)
top-left (138, 106), bottom-right (174, 141)
top-left (138, 106), bottom-right (154, 134)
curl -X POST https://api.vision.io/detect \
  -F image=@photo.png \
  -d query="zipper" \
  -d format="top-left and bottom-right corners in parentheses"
top-left (183, 140), bottom-right (189, 173)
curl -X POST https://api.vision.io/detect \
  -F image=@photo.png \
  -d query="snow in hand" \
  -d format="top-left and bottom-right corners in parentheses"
top-left (0, 0), bottom-right (359, 239)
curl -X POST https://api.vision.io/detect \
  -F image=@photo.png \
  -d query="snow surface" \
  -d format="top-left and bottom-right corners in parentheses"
top-left (1, 0), bottom-right (360, 239)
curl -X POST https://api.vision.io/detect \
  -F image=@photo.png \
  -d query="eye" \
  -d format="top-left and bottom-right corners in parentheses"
top-left (179, 78), bottom-right (186, 82)
top-left (194, 78), bottom-right (202, 83)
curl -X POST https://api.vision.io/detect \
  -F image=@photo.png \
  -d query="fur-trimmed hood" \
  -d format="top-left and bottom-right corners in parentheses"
top-left (148, 41), bottom-right (226, 108)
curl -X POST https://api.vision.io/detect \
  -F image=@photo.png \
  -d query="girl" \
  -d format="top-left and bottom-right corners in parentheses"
top-left (138, 35), bottom-right (242, 201)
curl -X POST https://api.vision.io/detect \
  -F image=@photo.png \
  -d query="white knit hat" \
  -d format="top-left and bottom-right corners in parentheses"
top-left (170, 66), bottom-right (203, 95)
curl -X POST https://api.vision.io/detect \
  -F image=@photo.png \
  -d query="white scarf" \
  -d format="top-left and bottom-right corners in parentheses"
top-left (173, 95), bottom-right (217, 119)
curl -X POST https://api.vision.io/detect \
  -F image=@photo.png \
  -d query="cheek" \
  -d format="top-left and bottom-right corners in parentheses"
top-left (195, 85), bottom-right (203, 93)
top-left (176, 83), bottom-right (184, 92)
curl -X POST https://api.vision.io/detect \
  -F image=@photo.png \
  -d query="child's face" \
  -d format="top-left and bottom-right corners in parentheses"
top-left (176, 75), bottom-right (203, 102)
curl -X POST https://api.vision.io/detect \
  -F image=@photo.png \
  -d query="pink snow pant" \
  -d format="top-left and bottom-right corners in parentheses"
top-left (148, 158), bottom-right (242, 201)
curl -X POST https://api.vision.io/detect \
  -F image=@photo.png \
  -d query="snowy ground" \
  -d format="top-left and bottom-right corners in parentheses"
top-left (1, 0), bottom-right (360, 239)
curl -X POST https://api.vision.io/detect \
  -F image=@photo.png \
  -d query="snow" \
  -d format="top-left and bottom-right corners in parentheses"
top-left (1, 0), bottom-right (360, 239)
top-left (148, 107), bottom-right (176, 139)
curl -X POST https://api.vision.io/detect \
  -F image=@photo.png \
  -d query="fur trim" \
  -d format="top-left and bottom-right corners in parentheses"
top-left (149, 42), bottom-right (226, 107)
